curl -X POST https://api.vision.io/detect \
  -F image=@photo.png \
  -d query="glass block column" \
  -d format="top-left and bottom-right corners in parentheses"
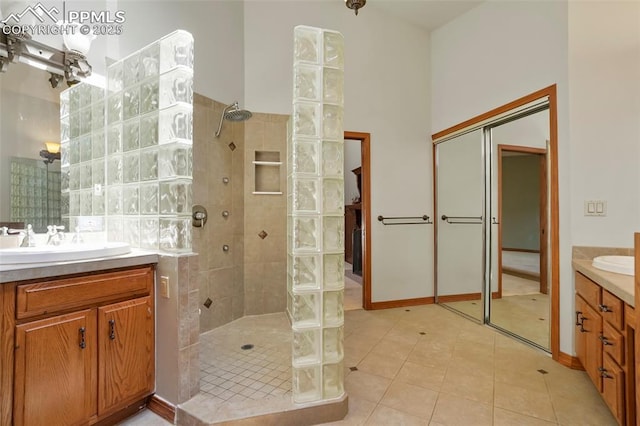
top-left (105, 30), bottom-right (194, 253)
top-left (288, 25), bottom-right (345, 404)
top-left (61, 30), bottom-right (193, 255)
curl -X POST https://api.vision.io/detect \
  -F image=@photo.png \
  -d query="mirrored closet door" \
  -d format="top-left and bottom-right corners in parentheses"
top-left (434, 97), bottom-right (553, 352)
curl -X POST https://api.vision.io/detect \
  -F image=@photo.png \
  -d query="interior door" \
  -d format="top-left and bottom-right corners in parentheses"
top-left (435, 129), bottom-right (485, 322)
top-left (488, 107), bottom-right (550, 350)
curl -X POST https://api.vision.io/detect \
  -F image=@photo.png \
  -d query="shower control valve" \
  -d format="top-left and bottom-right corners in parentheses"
top-left (192, 205), bottom-right (208, 228)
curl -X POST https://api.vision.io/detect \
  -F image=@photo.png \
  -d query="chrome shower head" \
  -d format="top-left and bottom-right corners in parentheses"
top-left (215, 102), bottom-right (252, 137)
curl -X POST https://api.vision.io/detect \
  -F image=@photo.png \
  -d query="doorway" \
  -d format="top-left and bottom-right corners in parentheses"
top-left (343, 131), bottom-right (371, 310)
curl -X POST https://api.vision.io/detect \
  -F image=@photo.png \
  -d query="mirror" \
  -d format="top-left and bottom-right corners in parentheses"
top-left (488, 108), bottom-right (550, 350)
top-left (0, 63), bottom-right (64, 232)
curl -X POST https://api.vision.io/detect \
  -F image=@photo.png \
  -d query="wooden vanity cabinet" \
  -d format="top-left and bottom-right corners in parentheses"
top-left (575, 272), bottom-right (635, 425)
top-left (4, 265), bottom-right (155, 426)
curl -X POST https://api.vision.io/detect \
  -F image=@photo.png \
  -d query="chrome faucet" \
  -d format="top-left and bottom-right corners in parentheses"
top-left (16, 224), bottom-right (36, 247)
top-left (46, 225), bottom-right (65, 246)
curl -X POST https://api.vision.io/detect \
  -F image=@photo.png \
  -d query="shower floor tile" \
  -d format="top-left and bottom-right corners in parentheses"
top-left (198, 312), bottom-right (292, 403)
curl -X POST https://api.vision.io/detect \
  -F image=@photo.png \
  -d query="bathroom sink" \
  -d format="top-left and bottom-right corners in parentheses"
top-left (0, 242), bottom-right (131, 264)
top-left (592, 255), bottom-right (634, 276)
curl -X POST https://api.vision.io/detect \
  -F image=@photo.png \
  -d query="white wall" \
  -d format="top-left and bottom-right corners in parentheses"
top-left (244, 1), bottom-right (432, 303)
top-left (568, 1), bottom-right (640, 247)
top-left (115, 0), bottom-right (244, 104)
top-left (431, 1), bottom-right (573, 352)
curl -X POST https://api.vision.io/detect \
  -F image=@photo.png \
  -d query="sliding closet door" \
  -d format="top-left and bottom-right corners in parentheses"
top-left (487, 107), bottom-right (551, 350)
top-left (435, 129), bottom-right (485, 322)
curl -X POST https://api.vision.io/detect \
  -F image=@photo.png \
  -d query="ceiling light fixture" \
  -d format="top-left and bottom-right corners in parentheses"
top-left (0, 28), bottom-right (93, 88)
top-left (345, 0), bottom-right (366, 16)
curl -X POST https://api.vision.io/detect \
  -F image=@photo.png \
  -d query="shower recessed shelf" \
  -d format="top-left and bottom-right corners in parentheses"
top-left (254, 150), bottom-right (282, 194)
top-left (252, 161), bottom-right (282, 166)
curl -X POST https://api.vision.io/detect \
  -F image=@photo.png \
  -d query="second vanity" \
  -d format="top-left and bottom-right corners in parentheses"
top-left (573, 252), bottom-right (636, 426)
top-left (0, 250), bottom-right (158, 426)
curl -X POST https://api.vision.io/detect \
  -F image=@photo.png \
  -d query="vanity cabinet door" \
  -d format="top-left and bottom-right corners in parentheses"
top-left (576, 295), bottom-right (603, 391)
top-left (602, 353), bottom-right (625, 425)
top-left (13, 310), bottom-right (97, 426)
top-left (97, 297), bottom-right (154, 416)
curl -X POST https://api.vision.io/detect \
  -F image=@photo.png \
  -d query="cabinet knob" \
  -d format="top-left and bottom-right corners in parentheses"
top-left (575, 311), bottom-right (582, 326)
top-left (598, 304), bottom-right (611, 313)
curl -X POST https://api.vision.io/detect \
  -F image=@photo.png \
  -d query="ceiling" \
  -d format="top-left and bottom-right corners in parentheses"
top-left (367, 0), bottom-right (483, 31)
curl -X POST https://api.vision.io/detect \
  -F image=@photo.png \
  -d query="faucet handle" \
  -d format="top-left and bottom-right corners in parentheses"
top-left (71, 226), bottom-right (84, 244)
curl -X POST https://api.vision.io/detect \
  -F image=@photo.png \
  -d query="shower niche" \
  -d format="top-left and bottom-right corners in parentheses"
top-left (253, 150), bottom-right (282, 194)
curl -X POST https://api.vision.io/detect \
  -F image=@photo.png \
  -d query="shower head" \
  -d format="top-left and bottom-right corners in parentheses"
top-left (215, 102), bottom-right (252, 137)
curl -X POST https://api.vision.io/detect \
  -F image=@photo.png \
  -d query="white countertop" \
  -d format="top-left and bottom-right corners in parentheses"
top-left (572, 259), bottom-right (635, 307)
top-left (0, 249), bottom-right (159, 283)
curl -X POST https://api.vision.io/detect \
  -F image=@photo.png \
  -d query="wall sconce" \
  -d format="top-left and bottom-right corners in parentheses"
top-left (0, 27), bottom-right (93, 87)
top-left (40, 142), bottom-right (61, 164)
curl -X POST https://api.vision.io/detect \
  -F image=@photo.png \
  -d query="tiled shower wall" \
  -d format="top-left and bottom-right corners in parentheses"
top-left (193, 95), bottom-right (245, 333)
top-left (244, 113), bottom-right (288, 316)
top-left (192, 96), bottom-right (289, 332)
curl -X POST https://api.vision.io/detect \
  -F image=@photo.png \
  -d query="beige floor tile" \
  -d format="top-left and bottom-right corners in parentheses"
top-left (405, 350), bottom-right (451, 371)
top-left (344, 370), bottom-right (392, 403)
top-left (493, 407), bottom-right (557, 426)
top-left (357, 352), bottom-right (405, 379)
top-left (552, 394), bottom-right (617, 426)
top-left (447, 355), bottom-right (494, 381)
top-left (494, 381), bottom-right (556, 423)
top-left (365, 405), bottom-right (428, 426)
top-left (494, 364), bottom-right (548, 393)
top-left (439, 367), bottom-right (494, 405)
top-left (384, 326), bottom-right (422, 346)
top-left (370, 337), bottom-right (415, 360)
top-left (379, 381), bottom-right (438, 420)
top-left (320, 397), bottom-right (376, 425)
top-left (430, 393), bottom-right (493, 426)
top-left (394, 361), bottom-right (445, 392)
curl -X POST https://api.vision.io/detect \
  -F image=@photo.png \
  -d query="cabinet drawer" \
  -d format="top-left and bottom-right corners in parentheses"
top-left (575, 272), bottom-right (601, 308)
top-left (16, 267), bottom-right (153, 320)
top-left (602, 321), bottom-right (624, 366)
top-left (601, 290), bottom-right (624, 330)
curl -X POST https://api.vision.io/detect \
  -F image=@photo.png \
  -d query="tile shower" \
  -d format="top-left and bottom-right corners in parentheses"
top-left (59, 23), bottom-right (346, 417)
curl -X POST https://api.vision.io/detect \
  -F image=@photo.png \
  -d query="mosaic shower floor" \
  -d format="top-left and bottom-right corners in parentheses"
top-left (198, 313), bottom-right (292, 404)
top-left (178, 313), bottom-right (295, 423)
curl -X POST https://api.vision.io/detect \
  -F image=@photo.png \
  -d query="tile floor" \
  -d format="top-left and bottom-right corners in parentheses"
top-left (122, 304), bottom-right (617, 425)
top-left (198, 313), bottom-right (292, 403)
top-left (345, 262), bottom-right (363, 311)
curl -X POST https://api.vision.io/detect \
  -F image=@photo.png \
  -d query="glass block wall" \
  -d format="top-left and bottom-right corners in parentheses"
top-left (61, 30), bottom-right (194, 254)
top-left (287, 26), bottom-right (345, 404)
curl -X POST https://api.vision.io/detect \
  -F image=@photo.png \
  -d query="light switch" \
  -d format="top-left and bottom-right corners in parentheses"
top-left (160, 276), bottom-right (170, 299)
top-left (584, 200), bottom-right (606, 216)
